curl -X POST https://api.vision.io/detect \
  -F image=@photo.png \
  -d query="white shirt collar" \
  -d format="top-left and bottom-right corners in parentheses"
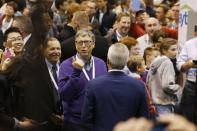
top-left (45, 58), bottom-right (60, 90)
top-left (45, 58), bottom-right (59, 71)
top-left (108, 69), bottom-right (125, 73)
top-left (23, 34), bottom-right (31, 45)
top-left (116, 30), bottom-right (128, 41)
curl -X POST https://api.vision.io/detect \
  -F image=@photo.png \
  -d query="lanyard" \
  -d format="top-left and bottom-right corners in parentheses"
top-left (82, 57), bottom-right (95, 81)
top-left (75, 56), bottom-right (95, 81)
top-left (75, 55), bottom-right (95, 81)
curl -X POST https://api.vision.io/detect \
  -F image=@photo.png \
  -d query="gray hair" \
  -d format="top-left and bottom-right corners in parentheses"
top-left (107, 43), bottom-right (129, 69)
top-left (75, 29), bottom-right (95, 42)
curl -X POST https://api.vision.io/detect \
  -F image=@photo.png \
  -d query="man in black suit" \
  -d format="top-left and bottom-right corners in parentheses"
top-left (95, 0), bottom-right (116, 36)
top-left (12, 16), bottom-right (33, 50)
top-left (61, 30), bottom-right (109, 62)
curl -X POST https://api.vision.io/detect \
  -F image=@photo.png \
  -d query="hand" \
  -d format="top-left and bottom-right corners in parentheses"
top-left (18, 118), bottom-right (38, 130)
top-left (72, 57), bottom-right (85, 70)
top-left (1, 58), bottom-right (12, 71)
top-left (113, 118), bottom-right (153, 131)
top-left (157, 114), bottom-right (197, 131)
top-left (50, 113), bottom-right (64, 125)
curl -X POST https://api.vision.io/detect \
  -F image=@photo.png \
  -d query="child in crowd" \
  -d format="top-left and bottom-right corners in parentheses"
top-left (127, 55), bottom-right (155, 118)
top-left (142, 47), bottom-right (160, 83)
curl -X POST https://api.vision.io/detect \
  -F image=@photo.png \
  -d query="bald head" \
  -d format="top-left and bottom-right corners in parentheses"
top-left (145, 17), bottom-right (161, 37)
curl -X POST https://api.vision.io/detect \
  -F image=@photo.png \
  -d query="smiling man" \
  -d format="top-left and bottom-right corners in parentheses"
top-left (111, 12), bottom-right (131, 43)
top-left (58, 29), bottom-right (107, 131)
top-left (137, 17), bottom-right (161, 56)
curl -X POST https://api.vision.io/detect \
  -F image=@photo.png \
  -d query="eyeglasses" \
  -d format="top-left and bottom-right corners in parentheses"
top-left (76, 40), bottom-right (93, 47)
top-left (7, 36), bottom-right (23, 42)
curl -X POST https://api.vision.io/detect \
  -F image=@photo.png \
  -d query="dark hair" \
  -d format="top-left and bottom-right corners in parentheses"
top-left (42, 37), bottom-right (59, 50)
top-left (3, 27), bottom-right (21, 42)
top-left (55, 0), bottom-right (66, 9)
top-left (30, 6), bottom-right (51, 45)
top-left (152, 30), bottom-right (167, 43)
top-left (135, 10), bottom-right (145, 17)
top-left (22, 5), bottom-right (52, 60)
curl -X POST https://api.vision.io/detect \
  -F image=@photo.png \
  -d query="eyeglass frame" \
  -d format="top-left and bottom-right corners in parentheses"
top-left (75, 40), bottom-right (94, 47)
top-left (7, 36), bottom-right (23, 42)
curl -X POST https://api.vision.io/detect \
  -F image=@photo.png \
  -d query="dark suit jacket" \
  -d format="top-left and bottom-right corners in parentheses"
top-left (0, 29), bottom-right (3, 49)
top-left (23, 35), bottom-right (32, 52)
top-left (7, 57), bottom-right (61, 131)
top-left (95, 10), bottom-right (116, 36)
top-left (0, 74), bottom-right (15, 131)
top-left (61, 35), bottom-right (109, 62)
top-left (82, 71), bottom-right (149, 131)
top-left (58, 24), bottom-right (75, 42)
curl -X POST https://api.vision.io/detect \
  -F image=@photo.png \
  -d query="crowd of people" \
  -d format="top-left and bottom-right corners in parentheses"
top-left (0, 0), bottom-right (196, 131)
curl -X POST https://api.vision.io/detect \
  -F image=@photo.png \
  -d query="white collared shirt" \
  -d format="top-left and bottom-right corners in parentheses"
top-left (23, 34), bottom-right (31, 45)
top-left (116, 30), bottom-right (128, 42)
top-left (137, 34), bottom-right (153, 56)
top-left (99, 10), bottom-right (104, 24)
top-left (177, 37), bottom-right (197, 82)
top-left (1, 17), bottom-right (13, 34)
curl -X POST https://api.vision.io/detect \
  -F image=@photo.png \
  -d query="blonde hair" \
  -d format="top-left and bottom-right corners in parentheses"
top-left (127, 55), bottom-right (144, 72)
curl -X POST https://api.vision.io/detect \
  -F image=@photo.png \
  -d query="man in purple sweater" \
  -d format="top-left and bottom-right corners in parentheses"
top-left (58, 29), bottom-right (107, 131)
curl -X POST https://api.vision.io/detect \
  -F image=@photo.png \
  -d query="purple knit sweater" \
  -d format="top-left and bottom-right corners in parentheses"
top-left (58, 56), bottom-right (107, 124)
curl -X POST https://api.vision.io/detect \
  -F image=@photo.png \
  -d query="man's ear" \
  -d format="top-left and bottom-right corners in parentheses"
top-left (3, 42), bottom-right (6, 48)
top-left (107, 58), bottom-right (112, 70)
top-left (136, 65), bottom-right (141, 72)
top-left (92, 42), bottom-right (95, 48)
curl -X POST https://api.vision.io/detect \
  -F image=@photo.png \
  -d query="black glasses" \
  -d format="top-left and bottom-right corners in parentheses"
top-left (76, 40), bottom-right (93, 46)
top-left (7, 36), bottom-right (23, 42)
